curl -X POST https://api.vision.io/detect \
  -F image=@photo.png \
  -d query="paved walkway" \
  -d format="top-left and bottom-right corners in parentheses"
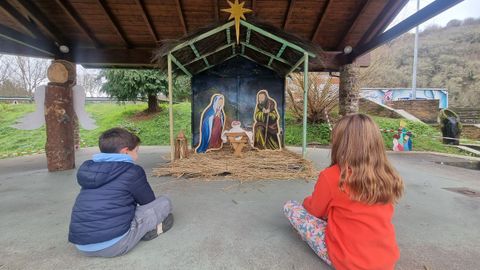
top-left (0, 147), bottom-right (479, 270)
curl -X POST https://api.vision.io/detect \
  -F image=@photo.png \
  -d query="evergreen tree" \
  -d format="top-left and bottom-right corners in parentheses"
top-left (101, 69), bottom-right (190, 113)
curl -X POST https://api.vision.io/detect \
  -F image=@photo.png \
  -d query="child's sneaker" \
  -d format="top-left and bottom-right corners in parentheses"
top-left (141, 213), bottom-right (174, 241)
top-left (161, 213), bottom-right (174, 233)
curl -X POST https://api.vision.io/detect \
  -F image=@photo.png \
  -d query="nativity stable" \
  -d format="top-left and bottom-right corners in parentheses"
top-left (156, 4), bottom-right (319, 160)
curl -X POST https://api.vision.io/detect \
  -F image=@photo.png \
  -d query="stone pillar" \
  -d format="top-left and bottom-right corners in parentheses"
top-left (44, 60), bottom-right (76, 171)
top-left (339, 63), bottom-right (360, 116)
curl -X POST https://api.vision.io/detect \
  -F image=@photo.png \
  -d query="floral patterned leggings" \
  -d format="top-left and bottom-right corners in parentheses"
top-left (283, 200), bottom-right (332, 266)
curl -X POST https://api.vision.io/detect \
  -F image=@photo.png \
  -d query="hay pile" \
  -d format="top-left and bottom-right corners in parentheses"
top-left (152, 148), bottom-right (317, 182)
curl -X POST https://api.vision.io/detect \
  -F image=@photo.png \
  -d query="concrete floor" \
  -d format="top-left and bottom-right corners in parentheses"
top-left (0, 147), bottom-right (479, 270)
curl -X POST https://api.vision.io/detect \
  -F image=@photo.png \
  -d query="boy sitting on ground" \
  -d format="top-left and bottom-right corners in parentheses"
top-left (68, 127), bottom-right (173, 257)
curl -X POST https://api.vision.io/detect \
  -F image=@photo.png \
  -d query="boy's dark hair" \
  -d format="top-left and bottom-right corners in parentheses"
top-left (99, 128), bottom-right (141, 153)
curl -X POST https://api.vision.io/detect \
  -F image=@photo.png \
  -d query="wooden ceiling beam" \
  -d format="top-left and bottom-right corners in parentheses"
top-left (213, 0), bottom-right (219, 22)
top-left (335, 0), bottom-right (371, 50)
top-left (97, 0), bottom-right (129, 48)
top-left (55, 0), bottom-right (101, 48)
top-left (311, 0), bottom-right (332, 42)
top-left (356, 0), bottom-right (408, 48)
top-left (69, 47), bottom-right (345, 71)
top-left (0, 24), bottom-right (56, 56)
top-left (134, 0), bottom-right (160, 44)
top-left (175, 0), bottom-right (187, 35)
top-left (283, 0), bottom-right (295, 30)
top-left (0, 0), bottom-right (65, 57)
top-left (13, 0), bottom-right (68, 45)
top-left (0, 35), bottom-right (53, 58)
top-left (72, 47), bottom-right (153, 66)
top-left (0, 0), bottom-right (43, 39)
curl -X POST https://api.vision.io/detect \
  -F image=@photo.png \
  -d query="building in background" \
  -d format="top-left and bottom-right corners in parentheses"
top-left (361, 88), bottom-right (448, 109)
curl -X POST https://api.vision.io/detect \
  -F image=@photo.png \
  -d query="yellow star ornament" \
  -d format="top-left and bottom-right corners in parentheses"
top-left (221, 0), bottom-right (252, 44)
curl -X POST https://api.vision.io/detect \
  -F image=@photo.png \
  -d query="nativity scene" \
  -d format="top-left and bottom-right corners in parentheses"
top-left (152, 0), bottom-right (320, 181)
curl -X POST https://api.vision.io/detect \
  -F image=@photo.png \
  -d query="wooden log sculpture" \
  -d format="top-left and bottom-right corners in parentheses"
top-left (45, 60), bottom-right (76, 171)
top-left (174, 131), bottom-right (189, 160)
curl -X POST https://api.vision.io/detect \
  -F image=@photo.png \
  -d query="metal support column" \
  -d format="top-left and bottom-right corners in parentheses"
top-left (168, 53), bottom-right (174, 161)
top-left (302, 53), bottom-right (309, 158)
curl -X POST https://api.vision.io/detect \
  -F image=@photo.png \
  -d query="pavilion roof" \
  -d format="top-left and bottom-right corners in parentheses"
top-left (0, 0), bottom-right (463, 70)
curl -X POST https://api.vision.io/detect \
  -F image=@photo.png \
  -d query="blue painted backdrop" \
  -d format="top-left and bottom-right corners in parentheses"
top-left (361, 88), bottom-right (448, 108)
top-left (191, 56), bottom-right (285, 147)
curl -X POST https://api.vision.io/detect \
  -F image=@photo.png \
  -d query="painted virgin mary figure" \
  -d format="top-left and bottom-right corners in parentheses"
top-left (253, 90), bottom-right (281, 150)
top-left (195, 94), bottom-right (226, 153)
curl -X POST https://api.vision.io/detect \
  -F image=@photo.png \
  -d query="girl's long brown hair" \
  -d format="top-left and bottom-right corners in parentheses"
top-left (331, 114), bottom-right (404, 204)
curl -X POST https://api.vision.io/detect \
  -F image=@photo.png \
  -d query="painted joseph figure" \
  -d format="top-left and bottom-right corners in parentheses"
top-left (253, 89), bottom-right (281, 150)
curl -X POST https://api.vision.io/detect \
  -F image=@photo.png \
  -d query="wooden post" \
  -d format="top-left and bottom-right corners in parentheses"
top-left (339, 63), bottom-right (360, 116)
top-left (174, 131), bottom-right (189, 160)
top-left (44, 60), bottom-right (76, 171)
top-left (302, 53), bottom-right (309, 158)
top-left (168, 53), bottom-right (175, 161)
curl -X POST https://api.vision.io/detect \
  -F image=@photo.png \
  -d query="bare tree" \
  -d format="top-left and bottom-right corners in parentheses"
top-left (77, 66), bottom-right (103, 97)
top-left (13, 56), bottom-right (49, 96)
top-left (0, 54), bottom-right (11, 85)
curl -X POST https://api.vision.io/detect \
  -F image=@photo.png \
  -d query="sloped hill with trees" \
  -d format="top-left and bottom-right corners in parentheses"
top-left (359, 18), bottom-right (480, 108)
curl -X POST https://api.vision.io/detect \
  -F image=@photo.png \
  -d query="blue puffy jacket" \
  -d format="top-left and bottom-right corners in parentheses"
top-left (68, 160), bottom-right (155, 245)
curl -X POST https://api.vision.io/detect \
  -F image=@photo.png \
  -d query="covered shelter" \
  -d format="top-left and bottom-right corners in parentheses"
top-left (0, 0), bottom-right (464, 170)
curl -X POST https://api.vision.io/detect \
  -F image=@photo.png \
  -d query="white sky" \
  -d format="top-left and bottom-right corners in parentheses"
top-left (390, 0), bottom-right (480, 32)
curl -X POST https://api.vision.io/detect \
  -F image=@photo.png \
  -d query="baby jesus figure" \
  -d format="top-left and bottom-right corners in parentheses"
top-left (222, 120), bottom-right (254, 147)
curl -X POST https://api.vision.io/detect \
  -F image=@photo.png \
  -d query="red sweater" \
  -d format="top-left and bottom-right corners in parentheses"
top-left (303, 165), bottom-right (399, 270)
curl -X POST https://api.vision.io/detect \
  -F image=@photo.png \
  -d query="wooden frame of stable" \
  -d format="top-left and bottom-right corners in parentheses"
top-left (166, 20), bottom-right (316, 160)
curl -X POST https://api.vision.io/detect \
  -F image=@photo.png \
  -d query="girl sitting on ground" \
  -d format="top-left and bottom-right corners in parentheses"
top-left (284, 113), bottom-right (404, 270)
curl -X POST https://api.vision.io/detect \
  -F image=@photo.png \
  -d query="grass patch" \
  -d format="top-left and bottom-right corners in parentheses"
top-left (0, 102), bottom-right (192, 158)
top-left (79, 102), bottom-right (192, 147)
top-left (0, 103), bottom-right (45, 158)
top-left (284, 111), bottom-right (331, 146)
top-left (0, 103), bottom-right (469, 158)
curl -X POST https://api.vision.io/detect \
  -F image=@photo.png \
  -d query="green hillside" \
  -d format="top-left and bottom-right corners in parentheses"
top-left (359, 18), bottom-right (480, 108)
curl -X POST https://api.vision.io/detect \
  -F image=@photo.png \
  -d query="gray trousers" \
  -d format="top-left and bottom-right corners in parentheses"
top-left (79, 196), bottom-right (172, 257)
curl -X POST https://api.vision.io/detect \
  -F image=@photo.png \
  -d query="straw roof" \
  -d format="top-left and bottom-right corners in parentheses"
top-left (154, 18), bottom-right (324, 76)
